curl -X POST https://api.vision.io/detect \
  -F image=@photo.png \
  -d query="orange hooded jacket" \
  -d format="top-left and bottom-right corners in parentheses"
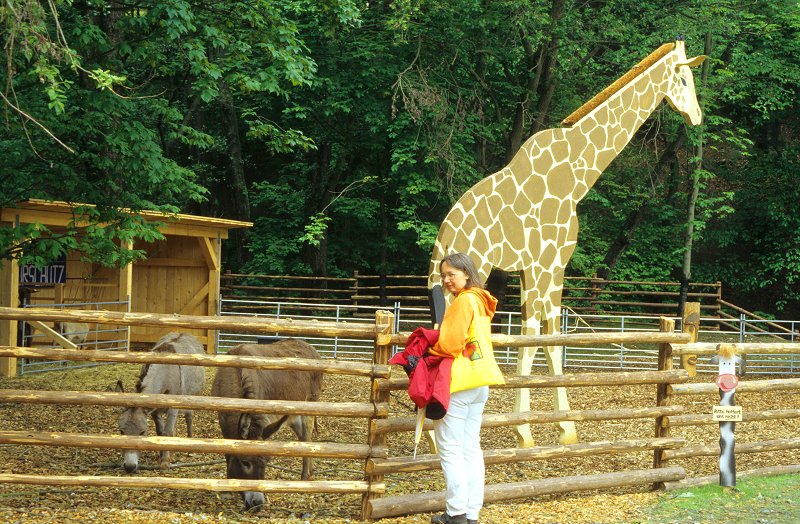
top-left (428, 286), bottom-right (497, 359)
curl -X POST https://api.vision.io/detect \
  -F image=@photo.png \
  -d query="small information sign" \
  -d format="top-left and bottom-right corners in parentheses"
top-left (18, 256), bottom-right (67, 284)
top-left (712, 406), bottom-right (743, 422)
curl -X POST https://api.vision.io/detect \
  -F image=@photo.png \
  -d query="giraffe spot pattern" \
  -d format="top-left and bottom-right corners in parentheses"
top-left (431, 41), bottom-right (704, 331)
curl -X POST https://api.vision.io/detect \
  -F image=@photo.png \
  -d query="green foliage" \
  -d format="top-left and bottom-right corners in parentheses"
top-left (643, 474), bottom-right (800, 523)
top-left (2, 0), bottom-right (799, 320)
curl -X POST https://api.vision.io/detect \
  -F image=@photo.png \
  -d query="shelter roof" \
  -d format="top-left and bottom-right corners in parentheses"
top-left (1, 199), bottom-right (252, 238)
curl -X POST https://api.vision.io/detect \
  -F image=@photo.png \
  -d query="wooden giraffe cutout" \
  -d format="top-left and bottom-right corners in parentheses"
top-left (428, 40), bottom-right (706, 446)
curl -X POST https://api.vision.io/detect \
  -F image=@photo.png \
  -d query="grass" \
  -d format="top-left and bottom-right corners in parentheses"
top-left (639, 474), bottom-right (800, 524)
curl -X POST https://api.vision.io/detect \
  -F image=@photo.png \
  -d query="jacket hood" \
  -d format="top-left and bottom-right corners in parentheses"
top-left (461, 287), bottom-right (497, 317)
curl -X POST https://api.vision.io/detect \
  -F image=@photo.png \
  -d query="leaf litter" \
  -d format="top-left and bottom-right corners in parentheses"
top-left (1, 362), bottom-right (797, 523)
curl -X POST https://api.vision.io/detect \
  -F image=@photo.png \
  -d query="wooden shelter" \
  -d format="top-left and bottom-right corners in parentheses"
top-left (0, 199), bottom-right (252, 376)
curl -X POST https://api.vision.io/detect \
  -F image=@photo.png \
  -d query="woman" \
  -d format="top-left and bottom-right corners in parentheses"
top-left (428, 253), bottom-right (504, 524)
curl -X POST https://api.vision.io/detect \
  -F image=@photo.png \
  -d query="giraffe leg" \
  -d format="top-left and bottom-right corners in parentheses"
top-left (513, 274), bottom-right (540, 448)
top-left (425, 430), bottom-right (438, 454)
top-left (543, 314), bottom-right (578, 444)
top-left (513, 339), bottom-right (539, 448)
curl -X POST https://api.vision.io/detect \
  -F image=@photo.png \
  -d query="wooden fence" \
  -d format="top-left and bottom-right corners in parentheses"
top-left (0, 307), bottom-right (388, 509)
top-left (220, 272), bottom-right (799, 337)
top-left (657, 340), bottom-right (800, 488)
top-left (0, 306), bottom-right (799, 521)
top-left (220, 272), bottom-right (724, 318)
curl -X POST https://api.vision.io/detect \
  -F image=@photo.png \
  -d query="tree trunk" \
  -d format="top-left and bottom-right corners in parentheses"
top-left (506, 29), bottom-right (541, 160)
top-left (678, 32), bottom-right (713, 318)
top-left (596, 135), bottom-right (686, 280)
top-left (530, 0), bottom-right (566, 135)
top-left (303, 143), bottom-right (333, 277)
top-left (219, 82), bottom-right (251, 269)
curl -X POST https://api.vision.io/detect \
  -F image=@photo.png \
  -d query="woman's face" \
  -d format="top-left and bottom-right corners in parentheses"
top-left (440, 261), bottom-right (468, 295)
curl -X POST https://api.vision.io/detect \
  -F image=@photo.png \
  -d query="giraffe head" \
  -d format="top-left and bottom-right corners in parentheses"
top-left (664, 40), bottom-right (707, 125)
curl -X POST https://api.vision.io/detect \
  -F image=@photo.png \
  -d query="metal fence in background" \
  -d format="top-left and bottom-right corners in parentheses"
top-left (19, 300), bottom-right (130, 375)
top-left (219, 298), bottom-right (799, 375)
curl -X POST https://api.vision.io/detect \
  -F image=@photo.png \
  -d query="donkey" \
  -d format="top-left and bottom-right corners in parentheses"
top-left (55, 321), bottom-right (90, 346)
top-left (116, 332), bottom-right (205, 473)
top-left (211, 339), bottom-right (323, 511)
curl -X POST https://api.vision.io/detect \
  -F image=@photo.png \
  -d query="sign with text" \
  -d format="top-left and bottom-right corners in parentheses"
top-left (18, 256), bottom-right (67, 285)
top-left (712, 405), bottom-right (743, 422)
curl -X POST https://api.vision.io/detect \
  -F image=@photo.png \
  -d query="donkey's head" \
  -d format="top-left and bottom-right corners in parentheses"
top-left (225, 413), bottom-right (289, 510)
top-left (664, 40), bottom-right (707, 126)
top-left (115, 380), bottom-right (150, 473)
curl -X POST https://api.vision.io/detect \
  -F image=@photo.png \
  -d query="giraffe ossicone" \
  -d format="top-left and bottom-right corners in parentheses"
top-left (428, 40), bottom-right (706, 447)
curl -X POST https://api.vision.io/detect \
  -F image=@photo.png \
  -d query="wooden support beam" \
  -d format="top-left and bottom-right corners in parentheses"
top-left (361, 309), bottom-right (394, 520)
top-left (373, 406), bottom-right (685, 435)
top-left (388, 331), bottom-right (691, 347)
top-left (0, 346), bottom-right (390, 378)
top-left (197, 237), bottom-right (219, 271)
top-left (670, 378), bottom-right (800, 395)
top-left (0, 254), bottom-right (19, 377)
top-left (653, 316), bottom-right (675, 478)
top-left (0, 389), bottom-right (388, 418)
top-left (178, 282), bottom-right (210, 316)
top-left (0, 430), bottom-right (383, 459)
top-left (0, 306), bottom-right (377, 339)
top-left (0, 473), bottom-right (383, 494)
top-left (27, 320), bottom-right (77, 349)
top-left (666, 409), bottom-right (800, 427)
top-left (367, 467), bottom-right (686, 519)
top-left (671, 342), bottom-right (800, 356)
top-left (366, 437), bottom-right (685, 475)
top-left (663, 437), bottom-right (800, 460)
top-left (680, 302), bottom-right (700, 376)
top-left (376, 369), bottom-right (689, 392)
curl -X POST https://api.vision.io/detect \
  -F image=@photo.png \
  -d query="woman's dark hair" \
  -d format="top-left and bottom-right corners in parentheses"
top-left (440, 252), bottom-right (484, 289)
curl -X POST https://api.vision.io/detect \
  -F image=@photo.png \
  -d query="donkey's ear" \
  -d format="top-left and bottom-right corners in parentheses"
top-left (261, 415), bottom-right (289, 439)
top-left (237, 414), bottom-right (252, 440)
top-left (114, 380), bottom-right (125, 393)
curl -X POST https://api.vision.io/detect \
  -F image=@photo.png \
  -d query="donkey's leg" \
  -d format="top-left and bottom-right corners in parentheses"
top-left (184, 410), bottom-right (194, 438)
top-left (159, 408), bottom-right (179, 469)
top-left (288, 415), bottom-right (314, 480)
top-left (151, 408), bottom-right (166, 436)
top-left (543, 312), bottom-right (578, 444)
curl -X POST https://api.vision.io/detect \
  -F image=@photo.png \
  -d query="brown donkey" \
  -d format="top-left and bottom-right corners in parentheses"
top-left (211, 339), bottom-right (323, 511)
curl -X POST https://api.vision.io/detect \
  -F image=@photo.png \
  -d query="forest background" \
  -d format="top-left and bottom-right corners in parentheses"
top-left (1, 1), bottom-right (799, 318)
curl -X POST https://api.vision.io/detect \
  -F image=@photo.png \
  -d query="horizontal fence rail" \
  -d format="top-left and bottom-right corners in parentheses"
top-left (0, 474), bottom-right (384, 495)
top-left (0, 430), bottom-right (382, 460)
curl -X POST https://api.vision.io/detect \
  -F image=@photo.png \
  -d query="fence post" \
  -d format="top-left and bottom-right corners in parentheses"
top-left (361, 309), bottom-right (395, 520)
top-left (739, 313), bottom-right (746, 343)
top-left (352, 270), bottom-right (360, 308)
top-left (653, 316), bottom-right (676, 488)
top-left (681, 302), bottom-right (700, 377)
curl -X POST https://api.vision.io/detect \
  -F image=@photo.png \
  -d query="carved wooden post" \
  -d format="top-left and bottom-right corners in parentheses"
top-left (712, 343), bottom-right (743, 488)
top-left (653, 316), bottom-right (676, 488)
top-left (681, 302), bottom-right (700, 377)
top-left (361, 309), bottom-right (394, 520)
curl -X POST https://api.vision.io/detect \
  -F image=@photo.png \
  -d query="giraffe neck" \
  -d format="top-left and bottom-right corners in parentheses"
top-left (568, 56), bottom-right (673, 199)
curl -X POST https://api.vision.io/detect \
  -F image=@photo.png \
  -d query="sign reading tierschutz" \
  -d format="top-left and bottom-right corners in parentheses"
top-left (18, 255), bottom-right (67, 284)
top-left (712, 405), bottom-right (743, 422)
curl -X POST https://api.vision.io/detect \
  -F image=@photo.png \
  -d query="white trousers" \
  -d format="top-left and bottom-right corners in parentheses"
top-left (433, 385), bottom-right (489, 520)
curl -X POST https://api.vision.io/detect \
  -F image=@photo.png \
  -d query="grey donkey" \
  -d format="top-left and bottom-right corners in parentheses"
top-left (116, 332), bottom-right (205, 472)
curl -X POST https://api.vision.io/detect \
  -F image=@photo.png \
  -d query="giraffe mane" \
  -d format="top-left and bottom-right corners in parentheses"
top-left (561, 42), bottom-right (676, 127)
